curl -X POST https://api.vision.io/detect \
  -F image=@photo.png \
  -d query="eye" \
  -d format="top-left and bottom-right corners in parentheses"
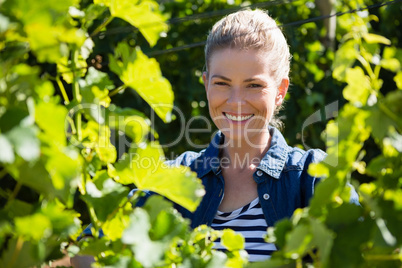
top-left (214, 81), bottom-right (229, 86)
top-left (248, 83), bottom-right (263, 88)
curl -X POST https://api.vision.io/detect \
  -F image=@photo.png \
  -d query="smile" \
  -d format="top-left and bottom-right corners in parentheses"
top-left (224, 113), bottom-right (254, 122)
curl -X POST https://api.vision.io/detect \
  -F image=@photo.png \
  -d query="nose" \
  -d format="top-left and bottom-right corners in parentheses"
top-left (227, 87), bottom-right (246, 105)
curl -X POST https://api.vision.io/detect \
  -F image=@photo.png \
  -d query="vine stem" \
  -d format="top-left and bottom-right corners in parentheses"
top-left (109, 85), bottom-right (128, 97)
top-left (6, 181), bottom-right (22, 206)
top-left (8, 236), bottom-right (23, 268)
top-left (296, 258), bottom-right (302, 268)
top-left (56, 76), bottom-right (70, 104)
top-left (365, 254), bottom-right (402, 261)
top-left (71, 48), bottom-right (82, 142)
top-left (90, 16), bottom-right (114, 37)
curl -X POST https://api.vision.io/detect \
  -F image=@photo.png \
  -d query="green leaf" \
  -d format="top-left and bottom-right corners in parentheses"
top-left (82, 4), bottom-right (107, 30)
top-left (110, 142), bottom-right (204, 212)
top-left (0, 134), bottom-right (14, 163)
top-left (35, 101), bottom-right (68, 147)
top-left (267, 219), bottom-right (293, 248)
top-left (102, 202), bottom-right (132, 241)
top-left (380, 47), bottom-right (401, 72)
top-left (6, 0), bottom-right (86, 63)
top-left (81, 179), bottom-right (129, 223)
top-left (310, 219), bottom-right (334, 266)
top-left (283, 224), bottom-right (313, 258)
top-left (0, 107), bottom-right (29, 133)
top-left (395, 71), bottom-right (402, 90)
top-left (365, 106), bottom-right (395, 141)
top-left (57, 56), bottom-right (87, 84)
top-left (343, 67), bottom-right (371, 105)
top-left (122, 208), bottom-right (166, 267)
top-left (308, 162), bottom-right (329, 178)
top-left (80, 67), bottom-right (115, 91)
top-left (144, 196), bottom-right (187, 241)
top-left (108, 0), bottom-right (168, 47)
top-left (6, 126), bottom-right (40, 161)
top-left (333, 40), bottom-right (357, 81)
top-left (363, 33), bottom-right (391, 45)
top-left (143, 195), bottom-right (173, 224)
top-left (109, 43), bottom-right (173, 122)
top-left (40, 200), bottom-right (81, 238)
top-left (81, 121), bottom-right (117, 164)
top-left (221, 229), bottom-right (245, 251)
top-left (42, 146), bottom-right (82, 203)
top-left (15, 213), bottom-right (52, 241)
top-left (0, 238), bottom-right (42, 268)
top-left (107, 106), bottom-right (150, 144)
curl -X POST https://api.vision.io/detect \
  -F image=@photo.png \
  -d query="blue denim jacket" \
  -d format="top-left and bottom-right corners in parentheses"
top-left (83, 127), bottom-right (358, 238)
top-left (166, 127), bottom-right (328, 229)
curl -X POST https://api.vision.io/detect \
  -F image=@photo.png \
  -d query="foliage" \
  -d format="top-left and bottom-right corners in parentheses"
top-left (0, 0), bottom-right (402, 267)
top-left (253, 5), bottom-right (402, 267)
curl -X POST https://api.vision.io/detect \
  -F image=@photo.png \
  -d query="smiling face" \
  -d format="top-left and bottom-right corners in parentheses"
top-left (203, 48), bottom-right (289, 146)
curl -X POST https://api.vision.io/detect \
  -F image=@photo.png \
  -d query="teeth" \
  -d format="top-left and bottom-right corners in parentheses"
top-left (225, 113), bottom-right (253, 121)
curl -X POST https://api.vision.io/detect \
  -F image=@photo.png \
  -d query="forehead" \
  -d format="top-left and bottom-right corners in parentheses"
top-left (208, 48), bottom-right (274, 77)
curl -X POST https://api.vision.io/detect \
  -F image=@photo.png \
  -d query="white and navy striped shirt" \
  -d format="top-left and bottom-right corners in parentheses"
top-left (211, 197), bottom-right (277, 262)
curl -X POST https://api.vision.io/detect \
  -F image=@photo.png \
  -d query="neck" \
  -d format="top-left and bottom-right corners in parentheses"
top-left (221, 131), bottom-right (271, 171)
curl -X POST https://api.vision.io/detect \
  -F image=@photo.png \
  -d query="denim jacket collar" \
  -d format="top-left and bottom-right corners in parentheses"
top-left (191, 127), bottom-right (289, 180)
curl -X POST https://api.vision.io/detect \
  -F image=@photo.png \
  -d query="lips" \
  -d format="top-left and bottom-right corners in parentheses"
top-left (224, 112), bottom-right (254, 122)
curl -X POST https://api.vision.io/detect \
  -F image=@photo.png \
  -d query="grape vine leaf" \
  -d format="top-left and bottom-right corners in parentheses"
top-left (109, 43), bottom-right (174, 122)
top-left (109, 142), bottom-right (204, 212)
top-left (221, 229), bottom-right (245, 251)
top-left (0, 134), bottom-right (14, 163)
top-left (96, 0), bottom-right (168, 47)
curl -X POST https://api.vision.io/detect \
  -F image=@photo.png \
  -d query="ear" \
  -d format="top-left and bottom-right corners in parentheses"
top-left (202, 71), bottom-right (209, 94)
top-left (275, 78), bottom-right (289, 106)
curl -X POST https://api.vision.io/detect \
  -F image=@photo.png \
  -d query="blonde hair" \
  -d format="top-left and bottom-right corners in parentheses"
top-left (204, 9), bottom-right (291, 128)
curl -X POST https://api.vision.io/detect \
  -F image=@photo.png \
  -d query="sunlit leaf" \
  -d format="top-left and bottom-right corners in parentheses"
top-left (122, 208), bottom-right (166, 267)
top-left (35, 101), bottom-right (68, 147)
top-left (15, 213), bottom-right (52, 241)
top-left (343, 67), bottom-right (371, 105)
top-left (102, 202), bottom-right (132, 241)
top-left (107, 106), bottom-right (150, 144)
top-left (363, 33), bottom-right (391, 45)
top-left (39, 145), bottom-right (82, 204)
top-left (0, 134), bottom-right (14, 163)
top-left (394, 71), bottom-right (402, 90)
top-left (6, 126), bottom-right (40, 161)
top-left (221, 229), bottom-right (245, 251)
top-left (0, 238), bottom-right (42, 267)
top-left (81, 179), bottom-right (129, 222)
top-left (110, 142), bottom-right (204, 212)
top-left (283, 224), bottom-right (313, 258)
top-left (108, 0), bottom-right (167, 47)
top-left (40, 200), bottom-right (81, 237)
top-left (57, 56), bottom-right (87, 84)
top-left (109, 43), bottom-right (173, 122)
top-left (333, 40), bottom-right (357, 81)
top-left (81, 121), bottom-right (117, 164)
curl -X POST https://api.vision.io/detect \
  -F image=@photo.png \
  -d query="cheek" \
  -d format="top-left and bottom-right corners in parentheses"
top-left (207, 89), bottom-right (226, 105)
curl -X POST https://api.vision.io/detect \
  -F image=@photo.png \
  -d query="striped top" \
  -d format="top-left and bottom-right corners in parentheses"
top-left (211, 197), bottom-right (277, 262)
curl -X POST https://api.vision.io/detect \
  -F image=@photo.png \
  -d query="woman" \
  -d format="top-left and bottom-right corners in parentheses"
top-left (163, 9), bottom-right (331, 262)
top-left (73, 9), bottom-right (329, 266)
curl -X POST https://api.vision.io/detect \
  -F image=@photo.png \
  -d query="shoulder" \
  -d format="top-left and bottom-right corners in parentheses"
top-left (165, 149), bottom-right (206, 168)
top-left (285, 147), bottom-right (326, 169)
top-left (164, 131), bottom-right (222, 176)
top-left (268, 127), bottom-right (326, 172)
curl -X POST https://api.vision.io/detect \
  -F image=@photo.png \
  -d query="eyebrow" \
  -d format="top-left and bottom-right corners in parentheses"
top-left (211, 75), bottom-right (261, 83)
top-left (211, 75), bottom-right (231, 81)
